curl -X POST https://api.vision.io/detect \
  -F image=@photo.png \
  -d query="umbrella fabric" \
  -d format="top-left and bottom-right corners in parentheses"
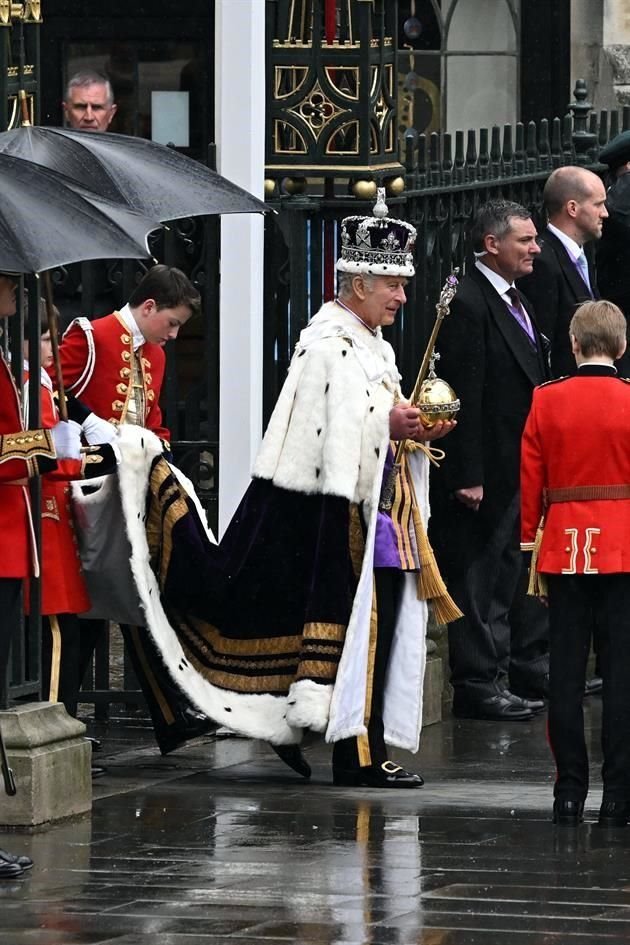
top-left (0, 127), bottom-right (267, 223)
top-left (0, 151), bottom-right (158, 273)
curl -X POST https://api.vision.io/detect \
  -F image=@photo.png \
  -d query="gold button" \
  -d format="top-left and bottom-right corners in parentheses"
top-left (122, 351), bottom-right (131, 362)
top-left (116, 383), bottom-right (128, 395)
top-left (591, 548), bottom-right (597, 553)
top-left (565, 547), bottom-right (571, 552)
top-left (120, 333), bottom-right (131, 344)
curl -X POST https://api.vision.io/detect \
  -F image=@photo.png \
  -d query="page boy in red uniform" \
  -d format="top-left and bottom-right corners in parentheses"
top-left (23, 303), bottom-right (118, 718)
top-left (55, 265), bottom-right (211, 755)
top-left (0, 275), bottom-right (85, 879)
top-left (521, 299), bottom-right (630, 827)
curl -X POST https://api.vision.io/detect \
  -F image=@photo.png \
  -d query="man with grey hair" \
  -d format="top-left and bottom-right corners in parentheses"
top-left (517, 166), bottom-right (608, 378)
top-left (429, 199), bottom-right (550, 722)
top-left (63, 70), bottom-right (117, 132)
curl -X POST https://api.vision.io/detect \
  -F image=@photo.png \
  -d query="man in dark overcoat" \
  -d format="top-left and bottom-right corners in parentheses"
top-left (517, 166), bottom-right (607, 378)
top-left (429, 200), bottom-right (550, 720)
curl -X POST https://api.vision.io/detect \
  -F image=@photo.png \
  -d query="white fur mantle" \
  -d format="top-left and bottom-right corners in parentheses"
top-left (107, 426), bottom-right (303, 744)
top-left (109, 302), bottom-right (430, 751)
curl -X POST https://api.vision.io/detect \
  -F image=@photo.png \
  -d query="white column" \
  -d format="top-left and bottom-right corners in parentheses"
top-left (215, 0), bottom-right (266, 536)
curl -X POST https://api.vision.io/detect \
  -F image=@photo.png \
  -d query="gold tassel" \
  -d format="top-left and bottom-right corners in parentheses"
top-left (404, 456), bottom-right (463, 623)
top-left (526, 516), bottom-right (548, 598)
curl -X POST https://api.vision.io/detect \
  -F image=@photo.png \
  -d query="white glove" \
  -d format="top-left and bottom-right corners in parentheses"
top-left (81, 413), bottom-right (118, 446)
top-left (51, 420), bottom-right (83, 461)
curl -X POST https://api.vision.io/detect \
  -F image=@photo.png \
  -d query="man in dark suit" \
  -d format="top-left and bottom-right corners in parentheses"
top-left (596, 132), bottom-right (630, 369)
top-left (429, 200), bottom-right (550, 721)
top-left (517, 167), bottom-right (608, 699)
top-left (517, 166), bottom-right (608, 378)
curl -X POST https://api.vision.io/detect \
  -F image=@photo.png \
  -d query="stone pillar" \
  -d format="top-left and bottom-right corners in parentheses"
top-left (571, 0), bottom-right (606, 108)
top-left (0, 703), bottom-right (91, 828)
top-left (215, 0), bottom-right (266, 537)
top-left (573, 0), bottom-right (630, 112)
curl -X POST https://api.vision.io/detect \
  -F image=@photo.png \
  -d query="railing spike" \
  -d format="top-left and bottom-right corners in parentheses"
top-left (478, 127), bottom-right (489, 180)
top-left (610, 109), bottom-right (620, 141)
top-left (538, 119), bottom-right (550, 170)
top-left (551, 116), bottom-right (562, 168)
top-left (466, 129), bottom-right (477, 182)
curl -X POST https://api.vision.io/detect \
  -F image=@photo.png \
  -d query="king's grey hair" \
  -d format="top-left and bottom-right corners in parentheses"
top-left (337, 270), bottom-right (376, 299)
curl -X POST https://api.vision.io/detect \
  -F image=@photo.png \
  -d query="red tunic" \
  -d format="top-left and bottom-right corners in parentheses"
top-left (23, 373), bottom-right (90, 615)
top-left (0, 353), bottom-right (56, 578)
top-left (57, 311), bottom-right (169, 442)
top-left (521, 372), bottom-right (630, 575)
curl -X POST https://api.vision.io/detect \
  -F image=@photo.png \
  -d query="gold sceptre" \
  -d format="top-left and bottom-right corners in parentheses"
top-left (379, 269), bottom-right (460, 511)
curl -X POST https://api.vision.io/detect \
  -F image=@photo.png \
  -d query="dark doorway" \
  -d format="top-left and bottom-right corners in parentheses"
top-left (39, 0), bottom-right (214, 161)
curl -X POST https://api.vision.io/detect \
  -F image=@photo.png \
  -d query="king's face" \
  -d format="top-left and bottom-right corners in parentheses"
top-left (360, 274), bottom-right (408, 329)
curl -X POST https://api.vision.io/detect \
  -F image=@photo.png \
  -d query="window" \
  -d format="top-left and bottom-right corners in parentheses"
top-left (398, 0), bottom-right (520, 139)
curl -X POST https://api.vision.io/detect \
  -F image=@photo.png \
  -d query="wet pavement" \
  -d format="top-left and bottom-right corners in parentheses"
top-left (2, 697), bottom-right (630, 944)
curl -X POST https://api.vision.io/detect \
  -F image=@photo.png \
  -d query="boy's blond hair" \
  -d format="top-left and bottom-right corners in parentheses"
top-left (569, 299), bottom-right (626, 359)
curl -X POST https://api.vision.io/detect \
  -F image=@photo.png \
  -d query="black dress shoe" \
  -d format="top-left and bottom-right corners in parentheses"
top-left (333, 761), bottom-right (424, 788)
top-left (91, 765), bottom-right (106, 779)
top-left (84, 736), bottom-right (102, 752)
top-left (552, 799), bottom-right (584, 826)
top-left (502, 690), bottom-right (546, 713)
top-left (156, 709), bottom-right (217, 756)
top-left (0, 858), bottom-right (22, 880)
top-left (452, 692), bottom-right (535, 722)
top-left (0, 848), bottom-right (32, 871)
top-left (270, 744), bottom-right (311, 779)
top-left (585, 676), bottom-right (603, 696)
top-left (598, 799), bottom-right (630, 827)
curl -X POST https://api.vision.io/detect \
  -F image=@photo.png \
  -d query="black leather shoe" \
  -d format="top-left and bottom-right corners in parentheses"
top-left (0, 848), bottom-right (32, 871)
top-left (552, 799), bottom-right (584, 826)
top-left (333, 761), bottom-right (424, 788)
top-left (270, 744), bottom-right (311, 779)
top-left (156, 709), bottom-right (217, 756)
top-left (91, 765), bottom-right (106, 779)
top-left (84, 736), bottom-right (102, 752)
top-left (452, 692), bottom-right (535, 722)
top-left (502, 690), bottom-right (545, 713)
top-left (585, 676), bottom-right (603, 696)
top-left (598, 800), bottom-right (630, 827)
top-left (0, 858), bottom-right (22, 880)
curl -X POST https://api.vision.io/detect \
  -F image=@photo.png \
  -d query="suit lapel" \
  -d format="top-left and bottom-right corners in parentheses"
top-left (471, 268), bottom-right (546, 387)
top-left (541, 227), bottom-right (593, 300)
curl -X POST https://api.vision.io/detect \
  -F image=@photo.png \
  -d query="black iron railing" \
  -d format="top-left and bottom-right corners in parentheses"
top-left (262, 81), bottom-right (622, 420)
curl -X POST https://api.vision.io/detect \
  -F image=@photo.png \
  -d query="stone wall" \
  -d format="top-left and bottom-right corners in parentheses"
top-left (572, 0), bottom-right (630, 113)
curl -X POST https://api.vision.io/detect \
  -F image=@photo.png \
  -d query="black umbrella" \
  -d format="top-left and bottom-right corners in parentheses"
top-left (0, 151), bottom-right (161, 419)
top-left (0, 126), bottom-right (267, 223)
top-left (0, 151), bottom-right (159, 272)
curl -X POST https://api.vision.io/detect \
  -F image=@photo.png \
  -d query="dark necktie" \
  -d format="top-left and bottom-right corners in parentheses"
top-left (506, 287), bottom-right (536, 345)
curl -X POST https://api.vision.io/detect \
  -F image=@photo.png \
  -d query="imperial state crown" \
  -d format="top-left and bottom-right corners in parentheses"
top-left (336, 188), bottom-right (416, 278)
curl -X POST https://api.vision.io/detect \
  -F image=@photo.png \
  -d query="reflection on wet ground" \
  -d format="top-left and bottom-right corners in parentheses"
top-left (1, 698), bottom-right (628, 944)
